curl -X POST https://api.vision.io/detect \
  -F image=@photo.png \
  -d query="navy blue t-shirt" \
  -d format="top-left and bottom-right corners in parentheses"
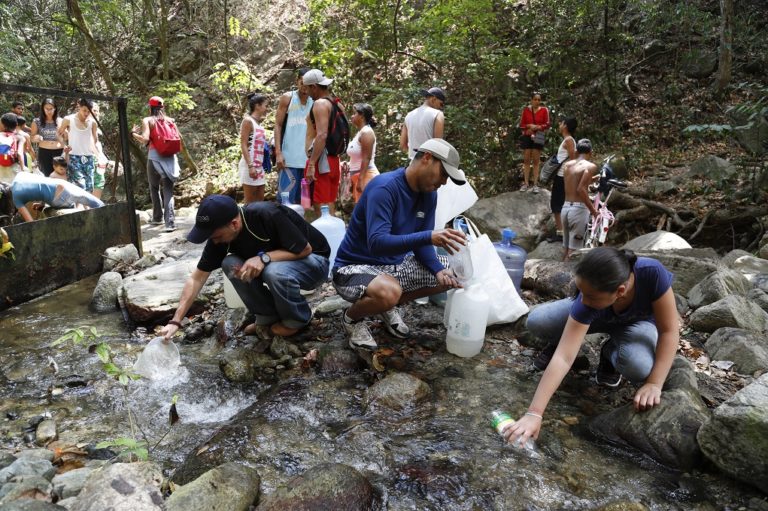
top-left (334, 167), bottom-right (443, 274)
top-left (570, 257), bottom-right (674, 325)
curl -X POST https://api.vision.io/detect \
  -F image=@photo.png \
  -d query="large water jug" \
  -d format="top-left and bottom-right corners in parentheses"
top-left (311, 205), bottom-right (345, 277)
top-left (445, 283), bottom-right (490, 357)
top-left (223, 274), bottom-right (246, 309)
top-left (301, 178), bottom-right (312, 210)
top-left (494, 228), bottom-right (527, 294)
top-left (281, 192), bottom-right (305, 217)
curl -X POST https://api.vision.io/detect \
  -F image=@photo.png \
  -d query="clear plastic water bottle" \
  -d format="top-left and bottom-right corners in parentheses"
top-left (301, 178), bottom-right (312, 210)
top-left (493, 228), bottom-right (527, 294)
top-left (490, 410), bottom-right (536, 450)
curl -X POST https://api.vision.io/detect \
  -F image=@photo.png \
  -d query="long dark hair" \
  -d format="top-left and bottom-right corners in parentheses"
top-left (353, 103), bottom-right (377, 129)
top-left (575, 247), bottom-right (637, 292)
top-left (246, 93), bottom-right (267, 114)
top-left (150, 105), bottom-right (164, 117)
top-left (39, 98), bottom-right (58, 123)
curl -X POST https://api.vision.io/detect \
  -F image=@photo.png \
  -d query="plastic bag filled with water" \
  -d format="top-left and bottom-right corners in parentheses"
top-left (133, 337), bottom-right (180, 380)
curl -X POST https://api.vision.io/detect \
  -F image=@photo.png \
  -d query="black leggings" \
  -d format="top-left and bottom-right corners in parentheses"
top-left (38, 147), bottom-right (64, 177)
top-left (550, 175), bottom-right (565, 214)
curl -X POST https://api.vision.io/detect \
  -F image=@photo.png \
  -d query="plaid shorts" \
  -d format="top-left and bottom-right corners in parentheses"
top-left (332, 254), bottom-right (449, 302)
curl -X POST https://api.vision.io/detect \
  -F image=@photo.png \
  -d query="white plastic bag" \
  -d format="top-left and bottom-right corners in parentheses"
top-left (434, 180), bottom-right (479, 229)
top-left (459, 217), bottom-right (529, 325)
top-left (133, 337), bottom-right (180, 380)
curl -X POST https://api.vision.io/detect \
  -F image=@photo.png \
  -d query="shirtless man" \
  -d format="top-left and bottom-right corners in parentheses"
top-left (560, 138), bottom-right (598, 261)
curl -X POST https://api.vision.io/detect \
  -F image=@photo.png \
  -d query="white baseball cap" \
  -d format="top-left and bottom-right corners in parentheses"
top-left (302, 69), bottom-right (334, 86)
top-left (417, 138), bottom-right (466, 185)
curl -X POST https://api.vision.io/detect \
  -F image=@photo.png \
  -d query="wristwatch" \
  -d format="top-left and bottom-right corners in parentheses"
top-left (258, 251), bottom-right (271, 265)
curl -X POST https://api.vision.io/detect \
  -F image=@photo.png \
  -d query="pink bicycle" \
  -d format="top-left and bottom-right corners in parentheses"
top-left (584, 155), bottom-right (627, 248)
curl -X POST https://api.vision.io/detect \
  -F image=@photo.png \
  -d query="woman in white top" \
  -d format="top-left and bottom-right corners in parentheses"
top-left (548, 117), bottom-right (577, 242)
top-left (345, 103), bottom-right (379, 203)
top-left (239, 93), bottom-right (269, 203)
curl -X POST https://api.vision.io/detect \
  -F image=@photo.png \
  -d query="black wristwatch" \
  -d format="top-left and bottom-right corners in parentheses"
top-left (258, 251), bottom-right (271, 265)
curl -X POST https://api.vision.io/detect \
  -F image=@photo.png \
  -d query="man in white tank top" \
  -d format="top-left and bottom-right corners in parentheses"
top-left (400, 87), bottom-right (446, 160)
top-left (58, 98), bottom-right (98, 192)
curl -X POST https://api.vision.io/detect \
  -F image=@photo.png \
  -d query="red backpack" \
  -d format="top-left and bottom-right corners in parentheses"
top-left (0, 131), bottom-right (18, 167)
top-left (149, 117), bottom-right (181, 157)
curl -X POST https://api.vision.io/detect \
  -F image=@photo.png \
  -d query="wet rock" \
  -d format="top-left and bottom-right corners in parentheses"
top-left (134, 253), bottom-right (162, 270)
top-left (594, 502), bottom-right (649, 511)
top-left (69, 461), bottom-right (164, 511)
top-left (34, 420), bottom-right (57, 446)
top-left (527, 241), bottom-right (564, 261)
top-left (103, 244), bottom-right (139, 271)
top-left (732, 255), bottom-right (768, 282)
top-left (754, 274), bottom-right (768, 294)
top-left (0, 475), bottom-right (53, 505)
top-left (255, 463), bottom-right (375, 511)
top-left (748, 288), bottom-right (768, 313)
top-left (466, 191), bottom-right (551, 251)
top-left (522, 259), bottom-right (574, 298)
top-left (697, 373), bottom-right (768, 491)
top-left (706, 328), bottom-right (768, 374)
top-left (319, 347), bottom-right (362, 373)
top-left (314, 295), bottom-right (351, 315)
top-left (365, 372), bottom-right (431, 411)
top-left (165, 462), bottom-right (260, 511)
top-left (0, 458), bottom-right (56, 483)
top-left (621, 231), bottom-right (691, 251)
top-left (587, 357), bottom-right (710, 470)
top-left (90, 272), bottom-right (122, 312)
top-left (216, 308), bottom-right (251, 344)
top-left (51, 467), bottom-right (94, 500)
top-left (270, 337), bottom-right (302, 359)
top-left (0, 453), bottom-right (15, 471)
top-left (219, 349), bottom-right (277, 383)
top-left (689, 295), bottom-right (768, 333)
top-left (121, 260), bottom-right (202, 323)
top-left (687, 268), bottom-right (751, 309)
top-left (0, 500), bottom-right (66, 510)
top-left (680, 48), bottom-right (717, 79)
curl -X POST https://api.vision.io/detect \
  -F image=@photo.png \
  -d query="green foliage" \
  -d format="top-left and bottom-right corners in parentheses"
top-left (96, 437), bottom-right (149, 462)
top-left (153, 81), bottom-right (198, 112)
top-left (52, 327), bottom-right (99, 347)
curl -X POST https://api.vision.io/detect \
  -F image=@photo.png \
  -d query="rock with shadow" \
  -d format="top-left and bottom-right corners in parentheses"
top-left (166, 462), bottom-right (260, 511)
top-left (67, 462), bottom-right (164, 511)
top-left (689, 295), bottom-right (768, 333)
top-left (364, 372), bottom-right (431, 412)
top-left (255, 463), bottom-right (376, 511)
top-left (697, 373), bottom-right (768, 492)
top-left (587, 357), bottom-right (710, 470)
top-left (522, 259), bottom-right (574, 299)
top-left (686, 268), bottom-right (751, 310)
top-left (705, 327), bottom-right (768, 375)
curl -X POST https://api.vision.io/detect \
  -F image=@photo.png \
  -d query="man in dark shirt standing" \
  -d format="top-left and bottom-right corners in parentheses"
top-left (160, 195), bottom-right (330, 340)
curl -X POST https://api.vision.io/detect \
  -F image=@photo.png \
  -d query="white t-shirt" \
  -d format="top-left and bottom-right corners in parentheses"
top-left (346, 125), bottom-right (377, 173)
top-left (66, 114), bottom-right (95, 156)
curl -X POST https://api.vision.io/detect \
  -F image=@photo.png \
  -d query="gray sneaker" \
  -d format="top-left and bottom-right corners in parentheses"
top-left (531, 185), bottom-right (540, 194)
top-left (378, 308), bottom-right (410, 338)
top-left (343, 318), bottom-right (377, 350)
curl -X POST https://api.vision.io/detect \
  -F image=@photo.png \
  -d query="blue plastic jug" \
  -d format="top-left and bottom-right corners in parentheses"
top-left (311, 205), bottom-right (346, 277)
top-left (494, 228), bottom-right (527, 294)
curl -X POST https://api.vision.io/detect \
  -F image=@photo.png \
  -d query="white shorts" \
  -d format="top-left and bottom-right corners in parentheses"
top-left (238, 158), bottom-right (266, 187)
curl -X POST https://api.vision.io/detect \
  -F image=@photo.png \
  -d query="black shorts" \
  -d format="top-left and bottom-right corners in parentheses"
top-left (550, 175), bottom-right (565, 213)
top-left (519, 135), bottom-right (544, 151)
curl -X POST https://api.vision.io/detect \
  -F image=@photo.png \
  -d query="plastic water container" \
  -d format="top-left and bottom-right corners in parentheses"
top-left (311, 205), bottom-right (345, 277)
top-left (430, 247), bottom-right (449, 307)
top-left (281, 192), bottom-right (305, 217)
top-left (494, 228), bottom-right (527, 294)
top-left (133, 337), bottom-right (181, 380)
top-left (445, 283), bottom-right (490, 357)
top-left (223, 275), bottom-right (246, 309)
top-left (301, 178), bottom-right (312, 210)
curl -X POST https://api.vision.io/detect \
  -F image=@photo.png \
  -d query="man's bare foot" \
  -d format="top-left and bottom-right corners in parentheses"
top-left (270, 322), bottom-right (300, 337)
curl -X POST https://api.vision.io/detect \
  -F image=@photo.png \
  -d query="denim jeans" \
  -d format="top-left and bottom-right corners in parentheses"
top-left (52, 183), bottom-right (105, 209)
top-left (278, 167), bottom-right (304, 205)
top-left (221, 253), bottom-right (329, 329)
top-left (526, 298), bottom-right (658, 382)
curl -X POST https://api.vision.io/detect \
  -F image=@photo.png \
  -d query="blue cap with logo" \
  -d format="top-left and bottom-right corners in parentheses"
top-left (187, 195), bottom-right (239, 244)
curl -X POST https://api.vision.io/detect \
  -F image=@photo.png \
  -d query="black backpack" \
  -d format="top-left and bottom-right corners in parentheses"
top-left (325, 99), bottom-right (350, 156)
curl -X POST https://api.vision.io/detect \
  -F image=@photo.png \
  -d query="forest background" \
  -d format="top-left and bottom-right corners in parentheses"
top-left (1, 0), bottom-right (767, 249)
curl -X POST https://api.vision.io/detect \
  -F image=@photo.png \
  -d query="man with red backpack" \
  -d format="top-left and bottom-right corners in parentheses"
top-left (132, 96), bottom-right (181, 232)
top-left (303, 68), bottom-right (349, 217)
top-left (0, 113), bottom-right (26, 184)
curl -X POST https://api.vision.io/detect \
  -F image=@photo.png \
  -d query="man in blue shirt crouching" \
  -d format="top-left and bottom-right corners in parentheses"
top-left (332, 138), bottom-right (467, 349)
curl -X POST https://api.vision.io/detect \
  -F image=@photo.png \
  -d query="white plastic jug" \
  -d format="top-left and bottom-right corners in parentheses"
top-left (281, 192), bottom-right (305, 218)
top-left (445, 284), bottom-right (490, 358)
top-left (133, 337), bottom-right (181, 380)
top-left (223, 275), bottom-right (246, 309)
top-left (311, 205), bottom-right (346, 277)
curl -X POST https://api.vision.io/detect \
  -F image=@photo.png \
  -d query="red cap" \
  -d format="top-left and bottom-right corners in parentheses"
top-left (148, 96), bottom-right (164, 107)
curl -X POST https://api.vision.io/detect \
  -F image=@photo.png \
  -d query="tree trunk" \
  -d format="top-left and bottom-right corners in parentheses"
top-left (716, 0), bottom-right (734, 94)
top-left (66, 0), bottom-right (116, 95)
top-left (159, 0), bottom-right (170, 80)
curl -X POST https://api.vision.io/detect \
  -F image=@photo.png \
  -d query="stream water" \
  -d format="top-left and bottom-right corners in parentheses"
top-left (0, 276), bottom-right (763, 510)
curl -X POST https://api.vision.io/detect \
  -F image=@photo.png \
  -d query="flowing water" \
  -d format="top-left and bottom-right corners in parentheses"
top-left (0, 277), bottom-right (763, 510)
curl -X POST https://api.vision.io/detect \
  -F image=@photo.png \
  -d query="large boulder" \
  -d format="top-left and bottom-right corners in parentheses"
top-left (749, 288), bottom-right (768, 313)
top-left (587, 357), bottom-right (710, 469)
top-left (732, 255), bottom-right (768, 282)
top-left (466, 191), bottom-right (551, 251)
top-left (0, 475), bottom-right (53, 505)
top-left (102, 244), bottom-right (139, 272)
top-left (687, 268), bottom-right (751, 309)
top-left (527, 241), bottom-right (565, 261)
top-left (90, 272), bottom-right (122, 312)
top-left (621, 231), bottom-right (691, 251)
top-left (689, 295), bottom-right (768, 333)
top-left (522, 259), bottom-right (574, 298)
top-left (730, 110), bottom-right (768, 155)
top-left (721, 249), bottom-right (752, 267)
top-left (121, 260), bottom-right (209, 323)
top-left (697, 374), bottom-right (768, 491)
top-left (0, 458), bottom-right (56, 484)
top-left (69, 462), bottom-right (164, 511)
top-left (705, 327), bottom-right (768, 374)
top-left (636, 249), bottom-right (718, 296)
top-left (256, 463), bottom-right (375, 511)
top-left (686, 155), bottom-right (737, 180)
top-left (364, 372), bottom-right (431, 411)
top-left (680, 48), bottom-right (718, 79)
top-left (166, 463), bottom-right (260, 511)
top-left (51, 467), bottom-right (95, 501)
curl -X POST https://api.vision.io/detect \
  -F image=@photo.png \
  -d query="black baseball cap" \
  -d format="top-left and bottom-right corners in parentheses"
top-left (422, 87), bottom-right (446, 103)
top-left (187, 195), bottom-right (239, 244)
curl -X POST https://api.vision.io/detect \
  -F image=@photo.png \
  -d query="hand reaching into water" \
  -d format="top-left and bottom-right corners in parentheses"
top-left (501, 413), bottom-right (541, 447)
top-left (159, 323), bottom-right (179, 343)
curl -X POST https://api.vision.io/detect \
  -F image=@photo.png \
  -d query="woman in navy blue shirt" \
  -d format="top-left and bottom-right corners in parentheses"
top-left (503, 247), bottom-right (679, 446)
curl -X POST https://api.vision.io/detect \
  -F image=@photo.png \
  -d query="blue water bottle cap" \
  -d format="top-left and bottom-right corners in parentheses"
top-left (320, 205), bottom-right (330, 216)
top-left (502, 228), bottom-right (515, 240)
